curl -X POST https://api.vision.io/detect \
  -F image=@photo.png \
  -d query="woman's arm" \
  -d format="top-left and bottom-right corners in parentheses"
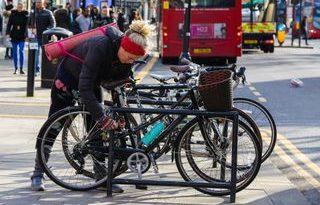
top-left (78, 37), bottom-right (108, 121)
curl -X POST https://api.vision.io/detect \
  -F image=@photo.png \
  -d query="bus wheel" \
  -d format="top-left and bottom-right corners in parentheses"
top-left (269, 46), bottom-right (274, 53)
top-left (161, 57), bottom-right (169, 64)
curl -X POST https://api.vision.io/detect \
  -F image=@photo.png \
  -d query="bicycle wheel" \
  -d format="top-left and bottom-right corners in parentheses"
top-left (234, 97), bottom-right (277, 162)
top-left (175, 113), bottom-right (262, 196)
top-left (37, 106), bottom-right (123, 191)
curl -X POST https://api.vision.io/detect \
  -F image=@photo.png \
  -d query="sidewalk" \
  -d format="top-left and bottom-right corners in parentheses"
top-left (0, 47), bottom-right (312, 205)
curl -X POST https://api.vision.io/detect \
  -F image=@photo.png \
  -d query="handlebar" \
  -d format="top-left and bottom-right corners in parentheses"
top-left (171, 58), bottom-right (247, 85)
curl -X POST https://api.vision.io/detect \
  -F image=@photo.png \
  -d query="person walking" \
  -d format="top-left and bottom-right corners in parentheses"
top-left (31, 0), bottom-right (56, 76)
top-left (70, 8), bottom-right (82, 34)
top-left (65, 2), bottom-right (73, 26)
top-left (75, 8), bottom-right (91, 32)
top-left (117, 11), bottom-right (126, 32)
top-left (30, 20), bottom-right (151, 193)
top-left (54, 5), bottom-right (70, 30)
top-left (6, 2), bottom-right (28, 74)
top-left (3, 0), bottom-right (13, 59)
top-left (92, 6), bottom-right (109, 28)
top-left (301, 16), bottom-right (308, 45)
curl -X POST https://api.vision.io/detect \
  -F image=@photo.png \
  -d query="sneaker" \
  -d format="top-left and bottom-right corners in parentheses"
top-left (20, 70), bottom-right (25, 74)
top-left (31, 176), bottom-right (45, 191)
top-left (97, 184), bottom-right (124, 193)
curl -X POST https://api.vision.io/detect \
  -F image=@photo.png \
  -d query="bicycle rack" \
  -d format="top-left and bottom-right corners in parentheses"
top-left (106, 107), bottom-right (239, 203)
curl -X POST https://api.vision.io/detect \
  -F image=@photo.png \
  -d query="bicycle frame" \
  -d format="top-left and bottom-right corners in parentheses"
top-left (106, 86), bottom-right (240, 203)
top-left (112, 87), bottom-right (199, 154)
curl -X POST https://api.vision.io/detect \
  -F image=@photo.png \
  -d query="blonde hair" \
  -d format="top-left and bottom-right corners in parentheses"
top-left (125, 20), bottom-right (151, 50)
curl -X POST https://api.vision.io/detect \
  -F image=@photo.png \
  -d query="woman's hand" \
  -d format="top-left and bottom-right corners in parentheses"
top-left (98, 116), bottom-right (118, 131)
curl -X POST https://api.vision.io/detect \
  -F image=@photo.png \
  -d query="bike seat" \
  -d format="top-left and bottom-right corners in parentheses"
top-left (101, 78), bottom-right (134, 90)
top-left (170, 65), bottom-right (192, 73)
top-left (150, 73), bottom-right (175, 82)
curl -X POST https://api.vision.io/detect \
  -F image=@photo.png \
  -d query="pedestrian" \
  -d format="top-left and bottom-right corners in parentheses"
top-left (91, 6), bottom-right (99, 22)
top-left (117, 11), bottom-right (126, 32)
top-left (128, 10), bottom-right (136, 25)
top-left (30, 20), bottom-right (151, 193)
top-left (53, 5), bottom-right (70, 30)
top-left (65, 2), bottom-right (73, 26)
top-left (108, 10), bottom-right (116, 23)
top-left (92, 6), bottom-right (109, 28)
top-left (75, 8), bottom-right (91, 32)
top-left (6, 2), bottom-right (28, 74)
top-left (31, 0), bottom-right (56, 76)
top-left (70, 8), bottom-right (82, 34)
top-left (3, 0), bottom-right (13, 59)
top-left (135, 11), bottom-right (142, 21)
top-left (301, 16), bottom-right (308, 45)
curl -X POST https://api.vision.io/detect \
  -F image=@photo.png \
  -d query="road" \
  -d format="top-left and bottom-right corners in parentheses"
top-left (145, 39), bottom-right (320, 205)
top-left (238, 41), bottom-right (320, 205)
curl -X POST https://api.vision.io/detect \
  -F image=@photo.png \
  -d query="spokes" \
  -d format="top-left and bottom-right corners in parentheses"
top-left (39, 111), bottom-right (119, 190)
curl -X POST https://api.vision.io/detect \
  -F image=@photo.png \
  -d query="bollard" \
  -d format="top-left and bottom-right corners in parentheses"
top-left (27, 0), bottom-right (36, 97)
top-left (27, 38), bottom-right (38, 97)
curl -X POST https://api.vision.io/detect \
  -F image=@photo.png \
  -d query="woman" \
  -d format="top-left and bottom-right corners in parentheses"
top-left (92, 6), bottom-right (109, 28)
top-left (31, 20), bottom-right (151, 193)
top-left (6, 3), bottom-right (28, 74)
top-left (3, 0), bottom-right (13, 59)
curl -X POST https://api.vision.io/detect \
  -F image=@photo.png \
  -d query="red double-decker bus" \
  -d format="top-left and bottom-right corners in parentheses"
top-left (157, 0), bottom-right (242, 65)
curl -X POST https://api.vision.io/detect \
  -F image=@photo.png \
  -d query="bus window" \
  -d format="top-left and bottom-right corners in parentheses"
top-left (191, 0), bottom-right (235, 8)
top-left (168, 0), bottom-right (235, 8)
top-left (169, 0), bottom-right (184, 8)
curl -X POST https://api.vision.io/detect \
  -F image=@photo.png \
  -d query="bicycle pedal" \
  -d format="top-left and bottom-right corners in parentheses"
top-left (135, 185), bottom-right (148, 190)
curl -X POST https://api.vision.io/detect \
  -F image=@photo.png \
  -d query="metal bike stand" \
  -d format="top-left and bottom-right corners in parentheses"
top-left (106, 108), bottom-right (238, 203)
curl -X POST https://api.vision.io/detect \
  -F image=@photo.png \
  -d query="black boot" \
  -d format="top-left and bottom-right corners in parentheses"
top-left (20, 68), bottom-right (25, 74)
top-left (13, 68), bottom-right (18, 74)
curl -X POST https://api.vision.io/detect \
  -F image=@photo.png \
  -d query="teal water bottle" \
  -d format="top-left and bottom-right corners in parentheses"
top-left (141, 121), bottom-right (165, 145)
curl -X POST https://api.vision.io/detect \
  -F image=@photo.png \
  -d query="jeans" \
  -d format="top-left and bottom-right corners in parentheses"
top-left (12, 41), bottom-right (25, 70)
top-left (35, 39), bottom-right (42, 73)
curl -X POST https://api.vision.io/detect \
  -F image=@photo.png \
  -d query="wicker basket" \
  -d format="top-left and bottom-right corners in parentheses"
top-left (198, 70), bottom-right (233, 111)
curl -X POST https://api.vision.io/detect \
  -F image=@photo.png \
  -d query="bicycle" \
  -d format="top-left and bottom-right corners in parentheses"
top-left (128, 60), bottom-right (276, 163)
top-left (37, 78), bottom-right (262, 196)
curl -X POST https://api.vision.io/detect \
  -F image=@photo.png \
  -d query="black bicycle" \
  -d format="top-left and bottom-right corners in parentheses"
top-left (37, 78), bottom-right (262, 196)
top-left (128, 61), bottom-right (276, 163)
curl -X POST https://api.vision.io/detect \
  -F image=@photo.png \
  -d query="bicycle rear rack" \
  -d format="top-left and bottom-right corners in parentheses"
top-left (106, 107), bottom-right (239, 203)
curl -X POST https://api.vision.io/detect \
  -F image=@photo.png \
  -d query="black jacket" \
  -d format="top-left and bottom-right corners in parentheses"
top-left (93, 14), bottom-right (111, 28)
top-left (31, 8), bottom-right (56, 41)
top-left (60, 26), bottom-right (132, 121)
top-left (6, 10), bottom-right (29, 42)
top-left (54, 8), bottom-right (70, 30)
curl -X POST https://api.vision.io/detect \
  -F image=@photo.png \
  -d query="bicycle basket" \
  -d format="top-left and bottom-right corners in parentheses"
top-left (198, 70), bottom-right (233, 111)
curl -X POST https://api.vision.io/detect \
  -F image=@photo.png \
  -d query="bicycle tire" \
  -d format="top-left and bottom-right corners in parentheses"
top-left (37, 106), bottom-right (124, 191)
top-left (234, 97), bottom-right (277, 162)
top-left (174, 112), bottom-right (262, 196)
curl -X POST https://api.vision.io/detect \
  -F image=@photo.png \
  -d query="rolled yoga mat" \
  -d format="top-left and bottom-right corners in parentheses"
top-left (44, 22), bottom-right (118, 61)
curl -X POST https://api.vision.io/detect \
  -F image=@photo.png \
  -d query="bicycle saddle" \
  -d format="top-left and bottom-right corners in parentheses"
top-left (101, 78), bottom-right (134, 90)
top-left (150, 73), bottom-right (176, 82)
top-left (170, 65), bottom-right (192, 73)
